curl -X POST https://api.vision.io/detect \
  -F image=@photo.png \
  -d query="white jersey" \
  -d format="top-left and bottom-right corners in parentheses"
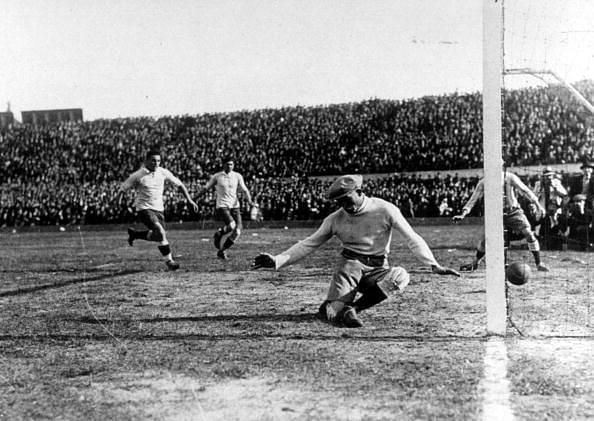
top-left (462, 172), bottom-right (539, 214)
top-left (273, 196), bottom-right (439, 270)
top-left (205, 170), bottom-right (248, 209)
top-left (121, 167), bottom-right (182, 212)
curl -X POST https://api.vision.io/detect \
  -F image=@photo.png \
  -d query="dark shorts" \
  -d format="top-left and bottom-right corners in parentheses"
top-left (504, 208), bottom-right (531, 234)
top-left (216, 207), bottom-right (242, 229)
top-left (137, 209), bottom-right (166, 231)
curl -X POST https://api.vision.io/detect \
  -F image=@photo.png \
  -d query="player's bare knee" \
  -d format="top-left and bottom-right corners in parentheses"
top-left (228, 221), bottom-right (237, 231)
top-left (376, 267), bottom-right (410, 295)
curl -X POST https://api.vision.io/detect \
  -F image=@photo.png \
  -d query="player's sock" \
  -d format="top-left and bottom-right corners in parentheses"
top-left (532, 251), bottom-right (542, 266)
top-left (221, 238), bottom-right (235, 251)
top-left (353, 285), bottom-right (389, 313)
top-left (158, 244), bottom-right (173, 261)
top-left (528, 240), bottom-right (541, 265)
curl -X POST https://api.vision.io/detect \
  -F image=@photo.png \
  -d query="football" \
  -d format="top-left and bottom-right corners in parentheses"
top-left (506, 262), bottom-right (531, 286)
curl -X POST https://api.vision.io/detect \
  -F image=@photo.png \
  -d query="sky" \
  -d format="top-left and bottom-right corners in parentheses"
top-left (1, 0), bottom-right (592, 121)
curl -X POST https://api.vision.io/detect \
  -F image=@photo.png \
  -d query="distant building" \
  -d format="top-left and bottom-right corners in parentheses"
top-left (21, 108), bottom-right (83, 125)
top-left (0, 102), bottom-right (15, 128)
top-left (0, 111), bottom-right (14, 129)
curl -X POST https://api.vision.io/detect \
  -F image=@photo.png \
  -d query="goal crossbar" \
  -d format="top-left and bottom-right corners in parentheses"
top-left (504, 68), bottom-right (594, 114)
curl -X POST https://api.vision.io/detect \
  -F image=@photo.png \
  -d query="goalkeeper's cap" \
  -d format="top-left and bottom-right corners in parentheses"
top-left (327, 175), bottom-right (363, 200)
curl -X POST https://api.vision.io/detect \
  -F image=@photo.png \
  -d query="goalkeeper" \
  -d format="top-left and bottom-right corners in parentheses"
top-left (252, 175), bottom-right (460, 328)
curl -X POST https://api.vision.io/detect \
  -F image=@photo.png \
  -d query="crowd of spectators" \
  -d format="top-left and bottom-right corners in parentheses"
top-left (1, 81), bottom-right (593, 227)
top-left (0, 174), bottom-right (481, 227)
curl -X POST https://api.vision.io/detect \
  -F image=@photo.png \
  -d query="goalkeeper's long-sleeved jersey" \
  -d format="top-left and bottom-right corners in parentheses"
top-left (273, 195), bottom-right (439, 269)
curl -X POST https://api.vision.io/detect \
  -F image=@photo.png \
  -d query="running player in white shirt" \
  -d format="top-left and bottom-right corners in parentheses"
top-left (120, 149), bottom-right (198, 270)
top-left (452, 171), bottom-right (549, 272)
top-left (198, 157), bottom-right (256, 260)
top-left (252, 175), bottom-right (459, 328)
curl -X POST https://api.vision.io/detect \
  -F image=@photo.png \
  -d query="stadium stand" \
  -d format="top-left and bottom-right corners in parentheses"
top-left (1, 81), bottom-right (593, 227)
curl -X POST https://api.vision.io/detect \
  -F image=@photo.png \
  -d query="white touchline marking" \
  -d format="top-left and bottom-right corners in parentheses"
top-left (481, 337), bottom-right (515, 421)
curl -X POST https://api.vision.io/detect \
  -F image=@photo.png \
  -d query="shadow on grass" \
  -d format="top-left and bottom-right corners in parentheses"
top-left (0, 269), bottom-right (143, 297)
top-left (0, 331), bottom-right (491, 342)
top-left (76, 312), bottom-right (320, 324)
top-left (0, 312), bottom-right (499, 342)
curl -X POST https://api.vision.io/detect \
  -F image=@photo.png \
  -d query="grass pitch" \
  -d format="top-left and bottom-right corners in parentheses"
top-left (0, 224), bottom-right (592, 420)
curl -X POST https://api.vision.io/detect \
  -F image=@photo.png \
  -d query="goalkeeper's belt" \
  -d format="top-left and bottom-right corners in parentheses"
top-left (341, 249), bottom-right (386, 267)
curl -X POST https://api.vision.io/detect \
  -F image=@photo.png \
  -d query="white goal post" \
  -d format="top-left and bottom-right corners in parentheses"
top-left (483, 0), bottom-right (507, 335)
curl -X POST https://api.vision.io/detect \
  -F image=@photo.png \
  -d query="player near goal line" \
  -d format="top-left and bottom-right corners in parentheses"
top-left (120, 149), bottom-right (199, 270)
top-left (452, 169), bottom-right (549, 272)
top-left (252, 175), bottom-right (460, 328)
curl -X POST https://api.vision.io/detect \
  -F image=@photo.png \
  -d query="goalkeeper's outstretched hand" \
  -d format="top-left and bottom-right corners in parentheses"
top-left (431, 264), bottom-right (461, 277)
top-left (252, 253), bottom-right (276, 270)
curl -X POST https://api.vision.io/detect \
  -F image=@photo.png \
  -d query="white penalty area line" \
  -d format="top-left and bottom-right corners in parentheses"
top-left (480, 337), bottom-right (515, 421)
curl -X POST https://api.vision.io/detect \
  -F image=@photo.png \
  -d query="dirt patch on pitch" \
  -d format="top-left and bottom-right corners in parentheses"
top-left (93, 372), bottom-right (375, 421)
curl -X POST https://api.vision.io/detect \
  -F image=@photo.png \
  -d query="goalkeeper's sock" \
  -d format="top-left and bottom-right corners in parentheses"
top-left (353, 285), bottom-right (388, 313)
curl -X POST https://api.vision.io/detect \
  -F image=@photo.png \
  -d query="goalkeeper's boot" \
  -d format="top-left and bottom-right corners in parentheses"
top-left (217, 250), bottom-right (228, 260)
top-left (166, 260), bottom-right (180, 271)
top-left (127, 228), bottom-right (135, 246)
top-left (317, 301), bottom-right (349, 325)
top-left (213, 229), bottom-right (223, 250)
top-left (460, 261), bottom-right (479, 272)
top-left (341, 306), bottom-right (364, 328)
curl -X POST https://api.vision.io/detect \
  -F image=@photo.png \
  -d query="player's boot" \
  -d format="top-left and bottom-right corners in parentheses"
top-left (127, 228), bottom-right (135, 246)
top-left (460, 261), bottom-right (478, 272)
top-left (217, 250), bottom-right (228, 260)
top-left (213, 229), bottom-right (223, 250)
top-left (166, 260), bottom-right (180, 271)
top-left (536, 264), bottom-right (549, 272)
top-left (341, 306), bottom-right (364, 328)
